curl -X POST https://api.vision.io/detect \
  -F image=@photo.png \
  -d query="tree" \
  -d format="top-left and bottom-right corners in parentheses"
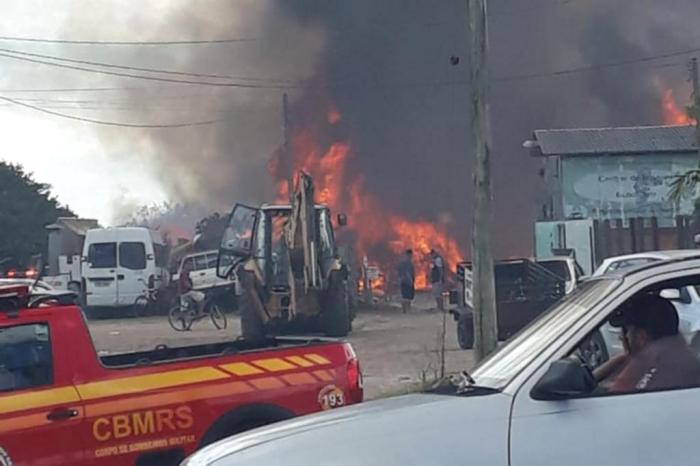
top-left (668, 101), bottom-right (700, 232)
top-left (0, 162), bottom-right (73, 269)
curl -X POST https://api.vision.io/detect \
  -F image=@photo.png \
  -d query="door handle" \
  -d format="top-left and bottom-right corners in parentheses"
top-left (117, 274), bottom-right (125, 280)
top-left (47, 407), bottom-right (79, 421)
top-left (199, 272), bottom-right (206, 276)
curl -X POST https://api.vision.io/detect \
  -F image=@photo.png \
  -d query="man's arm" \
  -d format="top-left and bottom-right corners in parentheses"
top-left (593, 353), bottom-right (628, 382)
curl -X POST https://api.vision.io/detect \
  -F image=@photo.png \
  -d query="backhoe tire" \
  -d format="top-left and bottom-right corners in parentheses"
top-left (323, 276), bottom-right (351, 338)
top-left (238, 272), bottom-right (266, 343)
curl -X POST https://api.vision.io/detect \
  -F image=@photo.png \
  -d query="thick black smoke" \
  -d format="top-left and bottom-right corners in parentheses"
top-left (96, 0), bottom-right (700, 256)
top-left (273, 0), bottom-right (700, 256)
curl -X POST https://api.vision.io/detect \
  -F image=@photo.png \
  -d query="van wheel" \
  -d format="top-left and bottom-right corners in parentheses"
top-left (323, 275), bottom-right (350, 337)
top-left (239, 272), bottom-right (266, 342)
top-left (457, 313), bottom-right (474, 350)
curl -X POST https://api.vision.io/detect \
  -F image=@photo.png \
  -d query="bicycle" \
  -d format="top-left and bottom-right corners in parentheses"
top-left (168, 292), bottom-right (227, 331)
top-left (133, 278), bottom-right (160, 318)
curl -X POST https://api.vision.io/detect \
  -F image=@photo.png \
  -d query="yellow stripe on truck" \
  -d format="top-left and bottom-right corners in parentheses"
top-left (219, 362), bottom-right (265, 376)
top-left (285, 356), bottom-right (316, 368)
top-left (0, 386), bottom-right (81, 415)
top-left (304, 353), bottom-right (332, 365)
top-left (252, 358), bottom-right (297, 372)
top-left (77, 367), bottom-right (229, 400)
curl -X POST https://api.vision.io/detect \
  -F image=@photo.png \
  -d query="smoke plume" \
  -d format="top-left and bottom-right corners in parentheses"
top-left (66, 0), bottom-right (700, 256)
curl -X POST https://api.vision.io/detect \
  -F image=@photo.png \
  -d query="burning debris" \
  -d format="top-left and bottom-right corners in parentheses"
top-left (663, 89), bottom-right (696, 126)
top-left (268, 99), bottom-right (463, 290)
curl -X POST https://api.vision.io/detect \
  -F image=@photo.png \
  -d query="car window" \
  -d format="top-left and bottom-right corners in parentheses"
top-left (181, 257), bottom-right (194, 273)
top-left (0, 323), bottom-right (52, 392)
top-left (473, 279), bottom-right (620, 389)
top-left (194, 255), bottom-right (208, 271)
top-left (205, 254), bottom-right (218, 269)
top-left (153, 243), bottom-right (168, 268)
top-left (119, 242), bottom-right (147, 270)
top-left (87, 242), bottom-right (117, 269)
top-left (566, 279), bottom-right (700, 398)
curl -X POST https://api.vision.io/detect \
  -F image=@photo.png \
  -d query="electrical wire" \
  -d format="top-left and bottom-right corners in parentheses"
top-left (0, 47), bottom-right (297, 83)
top-left (0, 95), bottom-right (223, 128)
top-left (0, 36), bottom-right (254, 45)
top-left (0, 52), bottom-right (293, 89)
top-left (0, 44), bottom-right (692, 98)
top-left (494, 47), bottom-right (700, 82)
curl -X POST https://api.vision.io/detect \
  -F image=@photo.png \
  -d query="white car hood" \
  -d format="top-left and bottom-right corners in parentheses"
top-left (184, 392), bottom-right (512, 466)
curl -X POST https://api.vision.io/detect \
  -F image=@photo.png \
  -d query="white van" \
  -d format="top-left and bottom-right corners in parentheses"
top-left (82, 227), bottom-right (169, 308)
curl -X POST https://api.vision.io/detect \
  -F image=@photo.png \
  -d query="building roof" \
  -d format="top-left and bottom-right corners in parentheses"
top-left (45, 217), bottom-right (99, 236)
top-left (532, 125), bottom-right (697, 156)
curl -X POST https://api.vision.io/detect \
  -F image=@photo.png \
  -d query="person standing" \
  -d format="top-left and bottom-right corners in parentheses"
top-left (397, 249), bottom-right (415, 314)
top-left (430, 249), bottom-right (445, 311)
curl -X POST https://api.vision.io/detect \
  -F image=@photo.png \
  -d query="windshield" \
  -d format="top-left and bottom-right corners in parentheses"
top-left (472, 278), bottom-right (620, 389)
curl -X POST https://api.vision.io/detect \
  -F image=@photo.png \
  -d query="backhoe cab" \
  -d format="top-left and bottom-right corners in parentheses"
top-left (218, 172), bottom-right (352, 341)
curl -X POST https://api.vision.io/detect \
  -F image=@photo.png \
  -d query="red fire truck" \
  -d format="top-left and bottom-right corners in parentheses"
top-left (0, 285), bottom-right (362, 466)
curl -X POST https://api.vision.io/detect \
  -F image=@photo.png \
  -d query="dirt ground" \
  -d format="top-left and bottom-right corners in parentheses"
top-left (87, 292), bottom-right (475, 400)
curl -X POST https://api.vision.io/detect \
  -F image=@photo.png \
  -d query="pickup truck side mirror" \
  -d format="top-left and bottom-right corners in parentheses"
top-left (531, 359), bottom-right (596, 401)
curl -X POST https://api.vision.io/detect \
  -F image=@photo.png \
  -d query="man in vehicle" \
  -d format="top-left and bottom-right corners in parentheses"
top-left (398, 249), bottom-right (415, 314)
top-left (430, 248), bottom-right (445, 311)
top-left (594, 293), bottom-right (700, 393)
top-left (178, 259), bottom-right (205, 315)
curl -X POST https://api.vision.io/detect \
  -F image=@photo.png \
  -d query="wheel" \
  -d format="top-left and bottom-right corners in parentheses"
top-left (239, 272), bottom-right (266, 342)
top-left (168, 304), bottom-right (192, 331)
top-left (578, 330), bottom-right (609, 369)
top-left (322, 275), bottom-right (351, 337)
top-left (457, 312), bottom-right (474, 350)
top-left (209, 302), bottom-right (228, 330)
top-left (133, 296), bottom-right (149, 318)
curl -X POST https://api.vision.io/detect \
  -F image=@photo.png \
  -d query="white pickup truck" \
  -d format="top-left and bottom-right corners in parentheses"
top-left (175, 250), bottom-right (238, 293)
top-left (185, 251), bottom-right (700, 466)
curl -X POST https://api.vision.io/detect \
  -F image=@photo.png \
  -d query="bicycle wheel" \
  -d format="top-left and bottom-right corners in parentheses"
top-left (168, 305), bottom-right (192, 331)
top-left (209, 303), bottom-right (227, 330)
top-left (133, 296), bottom-right (149, 318)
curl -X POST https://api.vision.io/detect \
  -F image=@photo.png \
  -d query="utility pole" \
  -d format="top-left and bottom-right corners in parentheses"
top-left (688, 58), bottom-right (700, 239)
top-left (283, 93), bottom-right (294, 202)
top-left (467, 0), bottom-right (498, 361)
top-left (691, 58), bottom-right (700, 157)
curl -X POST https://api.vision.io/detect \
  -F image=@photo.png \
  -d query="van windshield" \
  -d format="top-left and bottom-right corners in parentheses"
top-left (87, 243), bottom-right (117, 269)
top-left (471, 278), bottom-right (620, 390)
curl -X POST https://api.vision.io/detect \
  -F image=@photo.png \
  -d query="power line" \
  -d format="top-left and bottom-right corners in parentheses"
top-left (489, 0), bottom-right (574, 17)
top-left (0, 47), bottom-right (297, 83)
top-left (0, 95), bottom-right (223, 128)
top-left (494, 46), bottom-right (700, 82)
top-left (0, 52), bottom-right (294, 89)
top-left (0, 45), bottom-right (692, 97)
top-left (0, 35), bottom-right (254, 45)
top-left (0, 87), bottom-right (128, 93)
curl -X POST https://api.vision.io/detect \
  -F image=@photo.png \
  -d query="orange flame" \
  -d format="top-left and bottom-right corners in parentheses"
top-left (269, 103), bottom-right (464, 292)
top-left (662, 89), bottom-right (695, 125)
top-left (328, 104), bottom-right (341, 125)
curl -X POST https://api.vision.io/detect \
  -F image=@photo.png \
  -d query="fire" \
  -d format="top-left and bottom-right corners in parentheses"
top-left (662, 89), bottom-right (695, 125)
top-left (328, 104), bottom-right (341, 125)
top-left (269, 101), bottom-right (465, 292)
